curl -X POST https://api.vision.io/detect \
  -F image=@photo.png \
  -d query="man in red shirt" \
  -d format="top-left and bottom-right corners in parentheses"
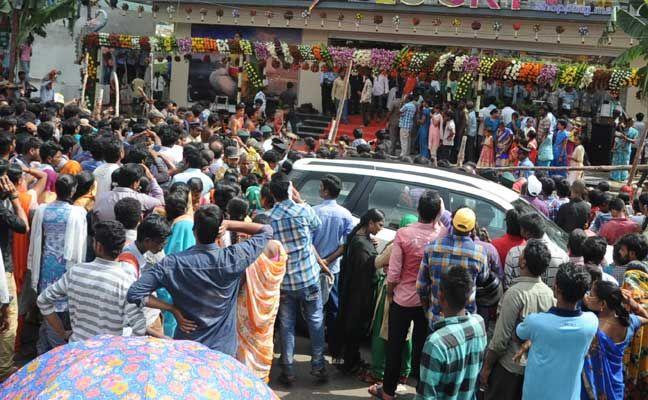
top-left (492, 209), bottom-right (525, 269)
top-left (599, 197), bottom-right (640, 245)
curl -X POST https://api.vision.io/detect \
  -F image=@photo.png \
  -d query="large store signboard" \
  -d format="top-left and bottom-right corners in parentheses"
top-left (349, 0), bottom-right (613, 14)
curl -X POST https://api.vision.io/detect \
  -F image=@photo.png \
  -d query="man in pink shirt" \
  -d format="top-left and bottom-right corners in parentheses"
top-left (369, 190), bottom-right (447, 400)
top-left (599, 197), bottom-right (640, 245)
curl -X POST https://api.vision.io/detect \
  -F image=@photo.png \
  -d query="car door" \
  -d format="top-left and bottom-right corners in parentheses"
top-left (291, 170), bottom-right (369, 211)
top-left (446, 190), bottom-right (508, 239)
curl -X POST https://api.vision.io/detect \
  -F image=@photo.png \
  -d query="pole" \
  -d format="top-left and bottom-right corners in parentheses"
top-left (236, 54), bottom-right (244, 104)
top-left (327, 61), bottom-right (353, 143)
top-left (476, 164), bottom-right (648, 172)
top-left (93, 88), bottom-right (103, 120)
top-left (112, 71), bottom-right (120, 117)
top-left (627, 122), bottom-right (648, 186)
top-left (80, 53), bottom-right (90, 109)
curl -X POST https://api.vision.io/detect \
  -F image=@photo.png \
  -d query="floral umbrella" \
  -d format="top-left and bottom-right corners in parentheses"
top-left (0, 335), bottom-right (278, 400)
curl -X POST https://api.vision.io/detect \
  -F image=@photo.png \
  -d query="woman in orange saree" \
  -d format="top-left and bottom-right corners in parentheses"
top-left (236, 237), bottom-right (287, 383)
top-left (623, 268), bottom-right (648, 399)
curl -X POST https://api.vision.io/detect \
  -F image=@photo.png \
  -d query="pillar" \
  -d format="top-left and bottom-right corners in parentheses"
top-left (169, 22), bottom-right (191, 107)
top-left (297, 29), bottom-right (328, 113)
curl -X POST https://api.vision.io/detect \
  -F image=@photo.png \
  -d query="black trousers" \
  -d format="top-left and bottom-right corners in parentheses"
top-left (465, 136), bottom-right (477, 163)
top-left (371, 95), bottom-right (384, 119)
top-left (438, 145), bottom-right (453, 163)
top-left (383, 302), bottom-right (428, 396)
top-left (321, 82), bottom-right (333, 115)
top-left (483, 362), bottom-right (523, 400)
top-left (361, 102), bottom-right (371, 126)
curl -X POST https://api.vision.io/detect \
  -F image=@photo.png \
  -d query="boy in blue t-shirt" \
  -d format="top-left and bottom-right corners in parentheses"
top-left (516, 262), bottom-right (597, 400)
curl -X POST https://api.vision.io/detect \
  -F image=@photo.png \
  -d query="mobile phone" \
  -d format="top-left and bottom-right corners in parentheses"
top-left (288, 181), bottom-right (293, 201)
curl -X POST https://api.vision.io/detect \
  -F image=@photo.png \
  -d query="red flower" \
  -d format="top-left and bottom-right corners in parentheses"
top-left (512, 23), bottom-right (521, 31)
top-left (311, 63), bottom-right (320, 73)
top-left (412, 17), bottom-right (420, 26)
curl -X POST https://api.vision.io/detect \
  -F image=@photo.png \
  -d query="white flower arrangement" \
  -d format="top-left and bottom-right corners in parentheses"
top-left (578, 66), bottom-right (596, 89)
top-left (266, 41), bottom-right (277, 59)
top-left (281, 42), bottom-right (293, 64)
top-left (453, 55), bottom-right (467, 72)
top-left (434, 52), bottom-right (453, 73)
top-left (504, 60), bottom-right (522, 81)
top-left (353, 49), bottom-right (371, 67)
top-left (216, 39), bottom-right (229, 54)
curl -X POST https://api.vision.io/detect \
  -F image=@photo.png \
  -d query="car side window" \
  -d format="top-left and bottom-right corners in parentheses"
top-left (448, 192), bottom-right (506, 238)
top-left (368, 180), bottom-right (431, 229)
top-left (297, 173), bottom-right (360, 207)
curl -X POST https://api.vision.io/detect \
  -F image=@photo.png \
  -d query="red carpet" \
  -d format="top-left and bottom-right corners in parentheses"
top-left (325, 114), bottom-right (388, 142)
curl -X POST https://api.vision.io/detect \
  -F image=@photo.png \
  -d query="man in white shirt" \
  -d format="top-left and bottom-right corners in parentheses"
top-left (501, 105), bottom-right (516, 126)
top-left (254, 88), bottom-right (267, 116)
top-left (157, 126), bottom-right (183, 166)
top-left (171, 145), bottom-right (214, 196)
top-left (372, 70), bottom-right (389, 119)
top-left (93, 137), bottom-right (123, 197)
top-left (152, 72), bottom-right (165, 101)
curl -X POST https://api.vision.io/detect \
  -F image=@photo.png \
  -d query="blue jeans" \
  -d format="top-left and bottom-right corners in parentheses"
top-left (334, 99), bottom-right (349, 124)
top-left (37, 311), bottom-right (70, 355)
top-left (325, 273), bottom-right (339, 349)
top-left (278, 283), bottom-right (325, 375)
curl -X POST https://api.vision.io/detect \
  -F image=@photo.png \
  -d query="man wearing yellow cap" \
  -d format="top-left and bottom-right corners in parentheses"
top-left (416, 207), bottom-right (489, 329)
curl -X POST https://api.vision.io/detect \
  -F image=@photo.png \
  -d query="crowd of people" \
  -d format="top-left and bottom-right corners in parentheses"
top-left (0, 62), bottom-right (645, 400)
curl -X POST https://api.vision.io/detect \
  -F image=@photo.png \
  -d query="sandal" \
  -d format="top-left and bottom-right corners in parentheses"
top-left (368, 383), bottom-right (395, 400)
top-left (357, 370), bottom-right (381, 384)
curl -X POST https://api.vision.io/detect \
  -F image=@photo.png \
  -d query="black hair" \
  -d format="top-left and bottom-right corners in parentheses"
top-left (616, 233), bottom-right (648, 261)
top-left (123, 144), bottom-right (149, 164)
top-left (158, 125), bottom-right (179, 147)
top-left (320, 174), bottom-right (342, 199)
top-left (240, 174), bottom-right (259, 193)
top-left (213, 183), bottom-right (238, 209)
top-left (193, 205), bottom-right (224, 244)
top-left (269, 172), bottom-right (291, 202)
top-left (523, 238), bottom-right (551, 277)
top-left (114, 197), bottom-right (142, 230)
top-left (540, 177), bottom-right (555, 197)
top-left (556, 179), bottom-right (571, 198)
top-left (618, 192), bottom-right (630, 206)
top-left (260, 184), bottom-right (274, 209)
top-left (101, 136), bottom-right (123, 163)
top-left (87, 134), bottom-right (104, 160)
top-left (0, 131), bottom-right (12, 156)
top-left (137, 214), bottom-right (171, 243)
top-left (72, 171), bottom-right (95, 202)
top-left (518, 213), bottom-right (544, 239)
top-left (59, 135), bottom-right (76, 154)
top-left (165, 192), bottom-right (188, 222)
top-left (93, 220), bottom-right (126, 259)
top-left (505, 209), bottom-right (521, 236)
top-left (253, 213), bottom-right (271, 225)
top-left (110, 117), bottom-right (124, 132)
top-left (169, 181), bottom-right (190, 196)
top-left (187, 177), bottom-right (203, 196)
top-left (440, 265), bottom-right (474, 310)
top-left (555, 262), bottom-right (591, 303)
top-left (39, 141), bottom-right (62, 164)
top-left (114, 163), bottom-right (143, 188)
top-left (348, 208), bottom-right (385, 242)
top-left (16, 135), bottom-right (41, 156)
top-left (183, 145), bottom-right (203, 169)
top-left (54, 174), bottom-right (77, 202)
top-left (6, 163), bottom-right (22, 185)
top-left (609, 197), bottom-right (626, 213)
top-left (353, 128), bottom-right (363, 139)
top-left (37, 122), bottom-right (55, 142)
top-left (568, 229), bottom-right (588, 257)
top-left (598, 181), bottom-right (610, 192)
top-left (582, 236), bottom-right (608, 265)
top-left (418, 190), bottom-right (441, 223)
top-left (262, 149), bottom-right (280, 164)
top-left (304, 137), bottom-right (316, 151)
top-left (227, 197), bottom-right (249, 221)
top-left (592, 280), bottom-right (631, 327)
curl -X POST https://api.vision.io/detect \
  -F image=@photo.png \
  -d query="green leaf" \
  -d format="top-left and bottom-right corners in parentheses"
top-left (614, 43), bottom-right (648, 66)
top-left (0, 0), bottom-right (11, 14)
top-left (616, 9), bottom-right (648, 39)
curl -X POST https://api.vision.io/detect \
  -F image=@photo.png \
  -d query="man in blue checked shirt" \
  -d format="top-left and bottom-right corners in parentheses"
top-left (417, 207), bottom-right (489, 329)
top-left (268, 173), bottom-right (330, 385)
top-left (398, 94), bottom-right (417, 158)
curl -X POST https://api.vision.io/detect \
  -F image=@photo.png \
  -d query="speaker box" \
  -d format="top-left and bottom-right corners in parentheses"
top-left (586, 123), bottom-right (615, 166)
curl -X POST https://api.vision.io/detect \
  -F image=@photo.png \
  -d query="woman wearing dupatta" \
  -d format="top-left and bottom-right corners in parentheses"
top-left (610, 118), bottom-right (639, 182)
top-left (495, 122), bottom-right (513, 167)
top-left (236, 215), bottom-right (287, 383)
top-left (581, 279), bottom-right (648, 400)
top-left (417, 100), bottom-right (431, 159)
top-left (552, 120), bottom-right (570, 177)
top-left (428, 104), bottom-right (443, 162)
top-left (334, 209), bottom-right (385, 374)
top-left (623, 268), bottom-right (648, 399)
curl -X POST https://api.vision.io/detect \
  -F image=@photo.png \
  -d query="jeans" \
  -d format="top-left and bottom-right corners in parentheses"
top-left (37, 311), bottom-right (70, 355)
top-left (278, 283), bottom-right (326, 376)
top-left (0, 272), bottom-right (17, 379)
top-left (400, 127), bottom-right (411, 157)
top-left (19, 61), bottom-right (30, 79)
top-left (334, 99), bottom-right (349, 123)
top-left (383, 302), bottom-right (428, 396)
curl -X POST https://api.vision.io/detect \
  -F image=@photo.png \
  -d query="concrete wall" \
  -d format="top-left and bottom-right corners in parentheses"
top-left (169, 22), bottom-right (191, 106)
top-left (297, 30), bottom-right (328, 112)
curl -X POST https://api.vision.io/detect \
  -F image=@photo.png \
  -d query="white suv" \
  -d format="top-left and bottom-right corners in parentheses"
top-left (290, 158), bottom-right (568, 250)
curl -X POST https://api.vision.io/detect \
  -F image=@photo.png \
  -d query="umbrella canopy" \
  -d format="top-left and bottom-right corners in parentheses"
top-left (1, 335), bottom-right (279, 399)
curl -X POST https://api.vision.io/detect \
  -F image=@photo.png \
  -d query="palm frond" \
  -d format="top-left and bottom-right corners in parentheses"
top-left (17, 0), bottom-right (77, 44)
top-left (614, 40), bottom-right (648, 66)
top-left (616, 9), bottom-right (648, 39)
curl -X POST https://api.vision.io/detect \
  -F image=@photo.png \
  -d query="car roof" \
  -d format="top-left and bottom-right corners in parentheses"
top-left (292, 158), bottom-right (520, 208)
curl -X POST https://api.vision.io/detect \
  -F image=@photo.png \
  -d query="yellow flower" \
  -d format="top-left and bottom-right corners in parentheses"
top-left (111, 381), bottom-right (129, 396)
top-left (145, 384), bottom-right (157, 397)
top-left (27, 361), bottom-right (40, 373)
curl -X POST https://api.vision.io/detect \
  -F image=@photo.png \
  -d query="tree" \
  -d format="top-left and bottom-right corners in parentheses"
top-left (0, 0), bottom-right (79, 80)
top-left (611, 0), bottom-right (648, 99)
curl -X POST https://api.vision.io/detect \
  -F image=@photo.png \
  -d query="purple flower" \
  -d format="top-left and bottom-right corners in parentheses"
top-left (463, 55), bottom-right (479, 75)
top-left (536, 64), bottom-right (557, 86)
top-left (177, 37), bottom-right (192, 53)
top-left (254, 41), bottom-right (270, 60)
top-left (328, 47), bottom-right (354, 67)
top-left (370, 48), bottom-right (397, 71)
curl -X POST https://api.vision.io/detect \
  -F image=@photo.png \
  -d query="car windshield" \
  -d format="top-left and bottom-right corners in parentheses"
top-left (512, 198), bottom-right (568, 251)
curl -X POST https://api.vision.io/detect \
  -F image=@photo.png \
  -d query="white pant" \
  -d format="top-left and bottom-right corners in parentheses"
top-left (400, 127), bottom-right (410, 158)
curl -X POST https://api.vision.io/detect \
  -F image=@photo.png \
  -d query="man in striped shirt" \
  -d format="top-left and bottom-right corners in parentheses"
top-left (37, 221), bottom-right (146, 342)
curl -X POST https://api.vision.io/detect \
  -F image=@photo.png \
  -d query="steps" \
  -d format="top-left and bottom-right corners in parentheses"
top-left (294, 112), bottom-right (331, 139)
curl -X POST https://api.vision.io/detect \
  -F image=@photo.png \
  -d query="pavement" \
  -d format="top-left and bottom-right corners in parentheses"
top-left (268, 336), bottom-right (416, 399)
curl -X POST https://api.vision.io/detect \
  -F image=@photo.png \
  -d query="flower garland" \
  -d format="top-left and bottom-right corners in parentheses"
top-left (579, 66), bottom-right (596, 89)
top-left (353, 49), bottom-right (372, 67)
top-left (456, 73), bottom-right (474, 100)
top-left (434, 52), bottom-right (453, 74)
top-left (82, 33), bottom-right (641, 91)
top-left (244, 61), bottom-right (263, 89)
top-left (536, 64), bottom-right (558, 87)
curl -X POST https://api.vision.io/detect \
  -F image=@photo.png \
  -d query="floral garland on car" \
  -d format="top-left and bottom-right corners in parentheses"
top-left (82, 33), bottom-right (641, 91)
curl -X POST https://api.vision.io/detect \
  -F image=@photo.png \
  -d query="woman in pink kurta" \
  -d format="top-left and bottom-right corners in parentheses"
top-left (428, 105), bottom-right (442, 160)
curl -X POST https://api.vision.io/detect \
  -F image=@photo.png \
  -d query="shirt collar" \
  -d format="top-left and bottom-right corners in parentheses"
top-left (431, 315), bottom-right (472, 331)
top-left (94, 257), bottom-right (123, 268)
top-left (548, 307), bottom-right (582, 317)
top-left (321, 199), bottom-right (337, 206)
top-left (512, 276), bottom-right (543, 284)
top-left (193, 243), bottom-right (219, 251)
